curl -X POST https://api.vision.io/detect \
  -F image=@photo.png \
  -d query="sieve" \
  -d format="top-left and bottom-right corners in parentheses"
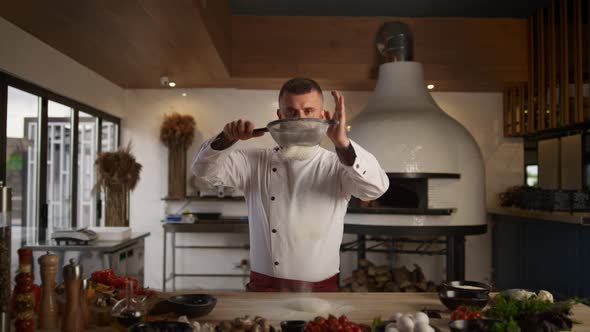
top-left (253, 118), bottom-right (338, 147)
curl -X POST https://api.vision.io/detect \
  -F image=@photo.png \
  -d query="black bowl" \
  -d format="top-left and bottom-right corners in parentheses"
top-left (448, 319), bottom-right (499, 332)
top-left (280, 320), bottom-right (306, 332)
top-left (444, 281), bottom-right (491, 295)
top-left (439, 290), bottom-right (490, 310)
top-left (130, 321), bottom-right (193, 332)
top-left (166, 294), bottom-right (217, 317)
top-left (195, 212), bottom-right (222, 220)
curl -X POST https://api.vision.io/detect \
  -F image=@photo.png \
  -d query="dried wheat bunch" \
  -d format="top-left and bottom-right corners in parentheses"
top-left (160, 113), bottom-right (196, 149)
top-left (94, 143), bottom-right (142, 192)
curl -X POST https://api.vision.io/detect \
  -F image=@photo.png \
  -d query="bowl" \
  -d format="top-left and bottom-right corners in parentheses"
top-left (195, 212), bottom-right (221, 220)
top-left (443, 281), bottom-right (492, 296)
top-left (448, 319), bottom-right (499, 332)
top-left (129, 321), bottom-right (193, 332)
top-left (166, 294), bottom-right (217, 317)
top-left (280, 320), bottom-right (306, 332)
top-left (439, 290), bottom-right (490, 310)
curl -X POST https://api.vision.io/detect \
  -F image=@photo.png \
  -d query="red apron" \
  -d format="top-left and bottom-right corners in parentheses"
top-left (246, 271), bottom-right (339, 292)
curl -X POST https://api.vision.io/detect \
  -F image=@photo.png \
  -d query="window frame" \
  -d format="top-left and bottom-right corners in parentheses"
top-left (0, 71), bottom-right (121, 242)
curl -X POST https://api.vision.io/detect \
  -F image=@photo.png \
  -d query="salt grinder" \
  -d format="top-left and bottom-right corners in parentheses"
top-left (61, 259), bottom-right (82, 332)
top-left (37, 252), bottom-right (58, 329)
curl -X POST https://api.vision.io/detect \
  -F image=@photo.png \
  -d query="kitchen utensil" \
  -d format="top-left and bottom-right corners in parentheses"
top-left (253, 118), bottom-right (338, 147)
top-left (38, 251), bottom-right (59, 329)
top-left (166, 294), bottom-right (217, 317)
top-left (62, 258), bottom-right (83, 332)
top-left (443, 280), bottom-right (491, 296)
top-left (280, 320), bottom-right (306, 332)
top-left (111, 280), bottom-right (147, 332)
top-left (448, 319), bottom-right (498, 332)
top-left (438, 290), bottom-right (490, 310)
top-left (129, 321), bottom-right (193, 332)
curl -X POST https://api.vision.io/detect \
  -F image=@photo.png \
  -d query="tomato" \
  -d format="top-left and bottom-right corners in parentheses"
top-left (315, 317), bottom-right (327, 325)
top-left (339, 315), bottom-right (350, 325)
top-left (467, 311), bottom-right (482, 320)
top-left (91, 269), bottom-right (115, 285)
top-left (451, 309), bottom-right (467, 321)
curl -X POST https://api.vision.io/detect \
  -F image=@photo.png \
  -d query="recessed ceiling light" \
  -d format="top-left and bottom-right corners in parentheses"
top-left (168, 82), bottom-right (176, 87)
top-left (427, 84), bottom-right (435, 90)
top-left (182, 93), bottom-right (187, 97)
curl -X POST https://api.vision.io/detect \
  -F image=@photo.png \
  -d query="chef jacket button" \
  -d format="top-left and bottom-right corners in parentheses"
top-left (271, 196), bottom-right (276, 201)
top-left (274, 261), bottom-right (279, 266)
top-left (272, 229), bottom-right (277, 233)
top-left (272, 168), bottom-right (277, 172)
top-left (363, 170), bottom-right (367, 175)
top-left (355, 164), bottom-right (360, 169)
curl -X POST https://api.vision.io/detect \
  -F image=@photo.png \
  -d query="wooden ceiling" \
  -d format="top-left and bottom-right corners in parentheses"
top-left (0, 1), bottom-right (528, 91)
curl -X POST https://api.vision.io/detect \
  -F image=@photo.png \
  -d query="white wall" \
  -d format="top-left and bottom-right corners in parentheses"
top-left (0, 17), bottom-right (124, 117)
top-left (123, 88), bottom-right (523, 290)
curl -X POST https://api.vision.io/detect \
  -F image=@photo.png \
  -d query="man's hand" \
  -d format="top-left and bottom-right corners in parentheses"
top-left (211, 119), bottom-right (264, 150)
top-left (325, 91), bottom-right (350, 150)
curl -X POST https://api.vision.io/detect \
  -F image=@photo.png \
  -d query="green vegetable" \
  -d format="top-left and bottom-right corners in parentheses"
top-left (485, 294), bottom-right (574, 331)
top-left (371, 317), bottom-right (382, 332)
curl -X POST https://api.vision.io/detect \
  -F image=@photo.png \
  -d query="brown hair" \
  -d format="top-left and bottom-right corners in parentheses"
top-left (278, 77), bottom-right (323, 101)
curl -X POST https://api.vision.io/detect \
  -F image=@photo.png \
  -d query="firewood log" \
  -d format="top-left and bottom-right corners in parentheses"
top-left (413, 264), bottom-right (426, 283)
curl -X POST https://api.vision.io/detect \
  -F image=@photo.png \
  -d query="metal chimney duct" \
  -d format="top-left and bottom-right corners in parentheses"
top-left (376, 22), bottom-right (413, 62)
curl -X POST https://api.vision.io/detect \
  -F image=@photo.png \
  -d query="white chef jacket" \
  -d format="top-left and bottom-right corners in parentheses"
top-left (191, 138), bottom-right (389, 282)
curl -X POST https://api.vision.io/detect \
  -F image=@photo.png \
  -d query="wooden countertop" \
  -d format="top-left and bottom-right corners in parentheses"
top-left (80, 292), bottom-right (590, 331)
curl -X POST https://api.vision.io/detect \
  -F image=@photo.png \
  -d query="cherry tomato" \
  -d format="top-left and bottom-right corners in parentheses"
top-left (467, 311), bottom-right (482, 320)
top-left (451, 309), bottom-right (467, 321)
top-left (339, 315), bottom-right (350, 325)
top-left (315, 317), bottom-right (327, 325)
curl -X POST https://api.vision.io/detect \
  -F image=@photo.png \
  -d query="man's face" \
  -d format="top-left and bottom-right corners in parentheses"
top-left (277, 91), bottom-right (325, 119)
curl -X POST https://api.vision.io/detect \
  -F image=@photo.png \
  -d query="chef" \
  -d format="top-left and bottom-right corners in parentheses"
top-left (192, 78), bottom-right (389, 291)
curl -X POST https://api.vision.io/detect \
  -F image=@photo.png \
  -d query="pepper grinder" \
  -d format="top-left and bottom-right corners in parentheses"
top-left (13, 248), bottom-right (34, 332)
top-left (78, 278), bottom-right (89, 329)
top-left (61, 259), bottom-right (82, 332)
top-left (37, 252), bottom-right (58, 329)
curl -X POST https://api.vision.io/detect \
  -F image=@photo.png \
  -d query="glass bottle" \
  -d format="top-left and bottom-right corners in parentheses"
top-left (111, 280), bottom-right (146, 331)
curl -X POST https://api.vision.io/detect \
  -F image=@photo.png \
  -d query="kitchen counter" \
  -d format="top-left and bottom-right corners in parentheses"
top-left (488, 207), bottom-right (590, 225)
top-left (82, 292), bottom-right (590, 331)
top-left (25, 232), bottom-right (150, 286)
top-left (25, 232), bottom-right (150, 251)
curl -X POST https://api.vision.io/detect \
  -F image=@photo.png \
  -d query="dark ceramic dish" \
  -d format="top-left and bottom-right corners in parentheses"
top-left (444, 281), bottom-right (492, 295)
top-left (129, 321), bottom-right (193, 332)
top-left (439, 290), bottom-right (490, 310)
top-left (280, 320), bottom-right (307, 332)
top-left (448, 319), bottom-right (499, 332)
top-left (167, 294), bottom-right (217, 317)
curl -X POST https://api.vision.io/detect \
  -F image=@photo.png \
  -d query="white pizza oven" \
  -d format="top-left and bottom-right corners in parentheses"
top-left (345, 22), bottom-right (485, 228)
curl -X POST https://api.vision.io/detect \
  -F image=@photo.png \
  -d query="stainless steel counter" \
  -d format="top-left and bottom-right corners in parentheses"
top-left (25, 232), bottom-right (150, 285)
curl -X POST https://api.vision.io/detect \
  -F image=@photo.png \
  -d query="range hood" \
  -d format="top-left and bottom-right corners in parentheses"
top-left (346, 22), bottom-right (486, 227)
